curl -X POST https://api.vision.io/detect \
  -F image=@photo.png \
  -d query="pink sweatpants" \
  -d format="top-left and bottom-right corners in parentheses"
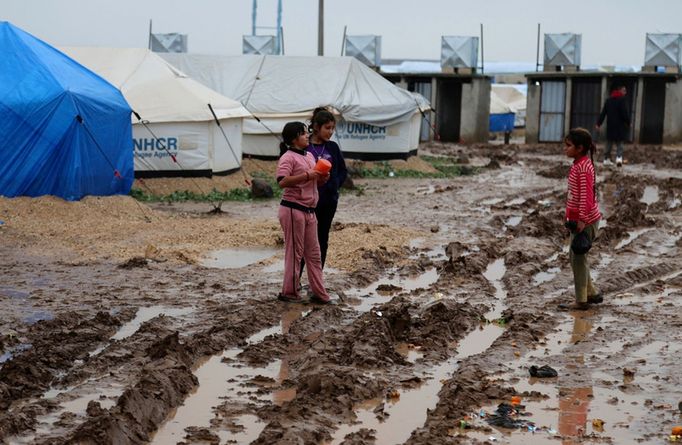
top-left (278, 206), bottom-right (329, 299)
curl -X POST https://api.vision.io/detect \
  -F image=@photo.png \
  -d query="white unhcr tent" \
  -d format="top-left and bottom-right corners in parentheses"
top-left (491, 84), bottom-right (527, 127)
top-left (161, 54), bottom-right (429, 159)
top-left (62, 47), bottom-right (251, 176)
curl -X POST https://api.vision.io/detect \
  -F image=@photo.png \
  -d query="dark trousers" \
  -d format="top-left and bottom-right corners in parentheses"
top-left (300, 199), bottom-right (338, 275)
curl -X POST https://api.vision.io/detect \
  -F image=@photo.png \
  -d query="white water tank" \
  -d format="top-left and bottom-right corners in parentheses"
top-left (644, 33), bottom-right (682, 67)
top-left (544, 33), bottom-right (581, 67)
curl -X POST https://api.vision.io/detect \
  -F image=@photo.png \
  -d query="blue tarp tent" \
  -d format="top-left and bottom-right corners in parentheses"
top-left (0, 22), bottom-right (133, 201)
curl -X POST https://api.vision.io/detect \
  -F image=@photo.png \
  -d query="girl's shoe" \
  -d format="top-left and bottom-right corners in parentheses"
top-left (587, 293), bottom-right (603, 304)
top-left (278, 293), bottom-right (303, 303)
top-left (310, 294), bottom-right (331, 305)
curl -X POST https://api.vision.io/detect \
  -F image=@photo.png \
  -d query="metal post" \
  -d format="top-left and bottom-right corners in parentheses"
top-left (480, 23), bottom-right (484, 75)
top-left (341, 25), bottom-right (347, 56)
top-left (280, 27), bottom-right (285, 55)
top-left (252, 0), bottom-right (257, 35)
top-left (318, 0), bottom-right (324, 56)
top-left (536, 23), bottom-right (541, 72)
top-left (148, 19), bottom-right (152, 50)
top-left (276, 0), bottom-right (282, 54)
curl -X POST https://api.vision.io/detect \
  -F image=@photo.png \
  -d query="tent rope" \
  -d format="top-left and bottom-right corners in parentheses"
top-left (132, 111), bottom-right (223, 213)
top-left (207, 103), bottom-right (251, 186)
top-left (76, 114), bottom-right (152, 223)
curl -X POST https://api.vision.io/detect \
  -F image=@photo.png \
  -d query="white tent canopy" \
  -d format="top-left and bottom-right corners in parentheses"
top-left (491, 84), bottom-right (527, 127)
top-left (62, 47), bottom-right (251, 176)
top-left (161, 54), bottom-right (429, 158)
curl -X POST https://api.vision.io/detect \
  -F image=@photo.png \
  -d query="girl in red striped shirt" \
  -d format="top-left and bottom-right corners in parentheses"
top-left (564, 128), bottom-right (602, 310)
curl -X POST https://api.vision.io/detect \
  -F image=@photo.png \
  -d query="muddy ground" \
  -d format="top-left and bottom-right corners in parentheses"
top-left (1, 143), bottom-right (681, 445)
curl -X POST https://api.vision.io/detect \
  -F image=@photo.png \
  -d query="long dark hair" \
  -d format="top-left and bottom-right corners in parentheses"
top-left (310, 107), bottom-right (335, 135)
top-left (279, 121), bottom-right (307, 156)
top-left (565, 127), bottom-right (597, 195)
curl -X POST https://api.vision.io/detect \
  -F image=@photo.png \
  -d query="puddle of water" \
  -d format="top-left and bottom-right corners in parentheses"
top-left (0, 343), bottom-right (32, 366)
top-left (395, 342), bottom-right (424, 363)
top-left (346, 268), bottom-right (440, 313)
top-left (111, 306), bottom-right (194, 342)
top-left (670, 197), bottom-right (681, 209)
top-left (0, 287), bottom-right (30, 299)
top-left (150, 326), bottom-right (288, 445)
top-left (533, 267), bottom-right (561, 285)
top-left (201, 248), bottom-right (278, 269)
top-left (482, 259), bottom-right (507, 320)
top-left (23, 310), bottom-right (54, 325)
top-left (330, 258), bottom-right (509, 445)
top-left (640, 185), bottom-right (659, 205)
top-left (480, 197), bottom-right (504, 206)
top-left (614, 228), bottom-right (654, 250)
top-left (505, 198), bottom-right (527, 206)
top-left (505, 216), bottom-right (522, 227)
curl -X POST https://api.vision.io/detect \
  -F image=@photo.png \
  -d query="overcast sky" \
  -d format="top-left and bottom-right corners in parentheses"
top-left (4, 0), bottom-right (682, 66)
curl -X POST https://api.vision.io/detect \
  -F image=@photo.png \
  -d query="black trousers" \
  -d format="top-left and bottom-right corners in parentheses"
top-left (300, 199), bottom-right (338, 275)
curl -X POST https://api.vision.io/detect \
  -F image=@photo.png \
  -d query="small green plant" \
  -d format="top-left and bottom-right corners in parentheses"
top-left (352, 157), bottom-right (479, 179)
top-left (131, 186), bottom-right (262, 203)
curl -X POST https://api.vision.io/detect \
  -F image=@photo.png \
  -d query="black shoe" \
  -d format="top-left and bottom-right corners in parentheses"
top-left (278, 293), bottom-right (303, 303)
top-left (587, 293), bottom-right (603, 304)
top-left (529, 364), bottom-right (559, 378)
top-left (309, 294), bottom-right (331, 305)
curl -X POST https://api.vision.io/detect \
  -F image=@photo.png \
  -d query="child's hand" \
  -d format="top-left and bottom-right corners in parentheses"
top-left (307, 170), bottom-right (322, 182)
top-left (317, 172), bottom-right (330, 185)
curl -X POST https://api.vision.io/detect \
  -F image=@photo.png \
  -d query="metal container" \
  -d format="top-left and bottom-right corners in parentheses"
top-left (644, 33), bottom-right (682, 67)
top-left (150, 33), bottom-right (188, 53)
top-left (440, 36), bottom-right (478, 69)
top-left (544, 33), bottom-right (581, 67)
top-left (344, 35), bottom-right (382, 67)
top-left (243, 35), bottom-right (277, 55)
top-left (539, 80), bottom-right (566, 142)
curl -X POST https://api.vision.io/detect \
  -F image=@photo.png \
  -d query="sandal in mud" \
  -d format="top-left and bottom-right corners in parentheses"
top-left (277, 293), bottom-right (303, 303)
top-left (309, 294), bottom-right (331, 305)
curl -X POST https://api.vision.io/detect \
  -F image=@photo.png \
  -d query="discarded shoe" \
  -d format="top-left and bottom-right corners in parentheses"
top-left (587, 293), bottom-right (604, 304)
top-left (558, 301), bottom-right (590, 311)
top-left (277, 293), bottom-right (303, 303)
top-left (309, 294), bottom-right (331, 305)
top-left (529, 364), bottom-right (559, 378)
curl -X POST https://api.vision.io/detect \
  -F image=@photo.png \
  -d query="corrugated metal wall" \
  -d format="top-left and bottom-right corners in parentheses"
top-left (412, 81), bottom-right (432, 141)
top-left (571, 79), bottom-right (601, 139)
top-left (539, 81), bottom-right (566, 142)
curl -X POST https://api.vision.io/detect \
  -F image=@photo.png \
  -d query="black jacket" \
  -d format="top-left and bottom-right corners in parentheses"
top-left (598, 95), bottom-right (630, 142)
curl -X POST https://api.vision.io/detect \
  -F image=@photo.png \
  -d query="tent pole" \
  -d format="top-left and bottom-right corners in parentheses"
top-left (148, 19), bottom-right (152, 50)
top-left (480, 23), bottom-right (484, 75)
top-left (536, 23), bottom-right (541, 72)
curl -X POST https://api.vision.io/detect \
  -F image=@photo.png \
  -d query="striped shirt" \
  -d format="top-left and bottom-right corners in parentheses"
top-left (566, 156), bottom-right (601, 225)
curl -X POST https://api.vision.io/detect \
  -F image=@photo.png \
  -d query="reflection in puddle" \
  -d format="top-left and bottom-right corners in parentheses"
top-left (0, 343), bottom-right (32, 366)
top-left (482, 258), bottom-right (506, 320)
top-left (395, 342), bottom-right (424, 363)
top-left (640, 185), bottom-right (659, 205)
top-left (505, 216), bottom-right (522, 227)
top-left (533, 267), bottom-right (560, 285)
top-left (614, 228), bottom-right (653, 250)
top-left (346, 268), bottom-right (440, 312)
top-left (202, 248), bottom-right (278, 269)
top-left (111, 306), bottom-right (195, 342)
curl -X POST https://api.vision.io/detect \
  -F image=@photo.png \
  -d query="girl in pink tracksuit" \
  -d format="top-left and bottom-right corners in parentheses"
top-left (276, 122), bottom-right (332, 304)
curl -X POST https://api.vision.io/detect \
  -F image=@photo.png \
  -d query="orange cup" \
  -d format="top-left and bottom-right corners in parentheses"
top-left (315, 158), bottom-right (331, 174)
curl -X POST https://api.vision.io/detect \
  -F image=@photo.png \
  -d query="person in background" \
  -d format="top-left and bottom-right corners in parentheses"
top-left (596, 84), bottom-right (630, 167)
top-left (276, 121), bottom-right (331, 304)
top-left (305, 107), bottom-right (348, 269)
top-left (563, 128), bottom-right (603, 310)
